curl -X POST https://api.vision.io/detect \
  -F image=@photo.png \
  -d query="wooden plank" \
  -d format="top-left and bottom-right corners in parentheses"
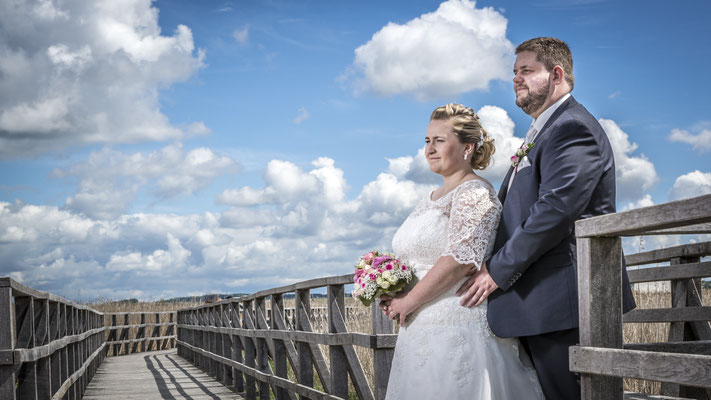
top-left (372, 299), bottom-right (394, 400)
top-left (623, 307), bottom-right (711, 323)
top-left (176, 323), bottom-right (397, 348)
top-left (577, 237), bottom-right (624, 400)
top-left (624, 340), bottom-right (711, 355)
top-left (271, 294), bottom-right (289, 400)
top-left (626, 241), bottom-right (711, 266)
top-left (227, 304), bottom-right (244, 393)
top-left (328, 300), bottom-right (374, 400)
top-left (328, 285), bottom-right (347, 398)
top-left (295, 289), bottom-right (334, 395)
top-left (640, 222), bottom-right (711, 235)
top-left (181, 275), bottom-right (354, 312)
top-left (51, 342), bottom-right (106, 400)
top-left (83, 349), bottom-right (242, 399)
top-left (0, 287), bottom-right (16, 400)
top-left (33, 299), bottom-right (52, 399)
top-left (569, 346), bottom-right (711, 388)
top-left (255, 297), bottom-right (271, 399)
top-left (624, 393), bottom-right (702, 400)
top-left (575, 194), bottom-right (711, 238)
top-left (13, 327), bottom-right (106, 363)
top-left (242, 300), bottom-right (257, 399)
top-left (219, 304), bottom-right (233, 388)
top-left (627, 262), bottom-right (711, 283)
top-left (295, 288), bottom-right (314, 398)
top-left (178, 341), bottom-right (343, 400)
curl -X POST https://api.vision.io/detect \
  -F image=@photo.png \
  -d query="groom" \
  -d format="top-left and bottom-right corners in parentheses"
top-left (457, 37), bottom-right (636, 400)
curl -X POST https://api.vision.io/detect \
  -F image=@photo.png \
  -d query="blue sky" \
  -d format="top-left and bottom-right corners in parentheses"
top-left (1, 0), bottom-right (709, 300)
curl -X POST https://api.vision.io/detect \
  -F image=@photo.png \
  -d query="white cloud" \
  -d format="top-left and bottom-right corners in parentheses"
top-left (598, 119), bottom-right (659, 201)
top-left (668, 128), bottom-right (711, 153)
top-left (669, 170), bottom-right (711, 201)
top-left (55, 144), bottom-right (239, 219)
top-left (348, 0), bottom-right (514, 99)
top-left (233, 26), bottom-right (249, 44)
top-left (186, 121), bottom-right (212, 136)
top-left (620, 194), bottom-right (654, 211)
top-left (0, 0), bottom-right (205, 159)
top-left (293, 107), bottom-right (310, 124)
top-left (476, 105), bottom-right (522, 183)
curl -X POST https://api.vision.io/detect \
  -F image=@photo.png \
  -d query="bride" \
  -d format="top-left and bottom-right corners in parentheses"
top-left (380, 104), bottom-right (544, 399)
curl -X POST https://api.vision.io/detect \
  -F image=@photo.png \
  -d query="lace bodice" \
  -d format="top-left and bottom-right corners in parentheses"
top-left (385, 179), bottom-right (544, 400)
top-left (392, 179), bottom-right (501, 271)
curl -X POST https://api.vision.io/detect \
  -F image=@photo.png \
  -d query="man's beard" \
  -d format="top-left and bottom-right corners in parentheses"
top-left (516, 80), bottom-right (550, 115)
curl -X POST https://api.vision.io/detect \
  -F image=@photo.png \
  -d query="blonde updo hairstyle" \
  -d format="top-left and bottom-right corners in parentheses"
top-left (429, 103), bottom-right (495, 170)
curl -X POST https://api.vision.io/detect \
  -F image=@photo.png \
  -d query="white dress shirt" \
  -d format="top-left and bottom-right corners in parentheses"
top-left (507, 93), bottom-right (571, 190)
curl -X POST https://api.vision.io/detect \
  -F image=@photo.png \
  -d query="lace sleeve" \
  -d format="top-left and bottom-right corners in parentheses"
top-left (443, 182), bottom-right (501, 269)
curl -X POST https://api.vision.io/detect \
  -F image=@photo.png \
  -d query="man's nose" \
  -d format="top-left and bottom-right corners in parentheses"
top-left (513, 74), bottom-right (523, 84)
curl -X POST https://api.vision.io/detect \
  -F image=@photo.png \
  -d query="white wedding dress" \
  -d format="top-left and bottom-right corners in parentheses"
top-left (385, 179), bottom-right (544, 400)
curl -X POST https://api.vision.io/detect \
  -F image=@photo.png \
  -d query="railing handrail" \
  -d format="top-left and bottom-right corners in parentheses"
top-left (0, 277), bottom-right (100, 313)
top-left (576, 193), bottom-right (711, 237)
top-left (176, 275), bottom-right (394, 400)
top-left (572, 193), bottom-right (711, 399)
top-left (0, 276), bottom-right (106, 400)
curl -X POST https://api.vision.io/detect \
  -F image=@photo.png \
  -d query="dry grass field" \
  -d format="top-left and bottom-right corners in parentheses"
top-left (89, 286), bottom-right (709, 397)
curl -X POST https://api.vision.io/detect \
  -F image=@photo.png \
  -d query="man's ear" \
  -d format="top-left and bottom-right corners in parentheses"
top-left (552, 65), bottom-right (565, 84)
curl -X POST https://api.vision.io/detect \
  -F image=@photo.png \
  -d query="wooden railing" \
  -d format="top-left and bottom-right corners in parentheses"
top-left (0, 277), bottom-right (105, 400)
top-left (176, 274), bottom-right (396, 400)
top-left (571, 193), bottom-right (711, 400)
top-left (104, 311), bottom-right (176, 356)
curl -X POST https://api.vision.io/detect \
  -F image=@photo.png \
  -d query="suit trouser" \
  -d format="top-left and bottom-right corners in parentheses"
top-left (519, 328), bottom-right (580, 400)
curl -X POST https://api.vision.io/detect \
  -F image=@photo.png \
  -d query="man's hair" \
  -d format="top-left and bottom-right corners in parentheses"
top-left (516, 37), bottom-right (574, 90)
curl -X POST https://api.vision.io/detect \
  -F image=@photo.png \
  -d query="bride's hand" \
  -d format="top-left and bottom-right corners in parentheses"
top-left (387, 294), bottom-right (417, 325)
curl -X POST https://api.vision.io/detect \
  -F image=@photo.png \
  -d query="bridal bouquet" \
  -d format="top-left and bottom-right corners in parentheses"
top-left (352, 250), bottom-right (413, 307)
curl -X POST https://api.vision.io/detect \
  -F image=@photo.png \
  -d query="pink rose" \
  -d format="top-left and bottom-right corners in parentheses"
top-left (385, 263), bottom-right (393, 270)
top-left (372, 255), bottom-right (390, 268)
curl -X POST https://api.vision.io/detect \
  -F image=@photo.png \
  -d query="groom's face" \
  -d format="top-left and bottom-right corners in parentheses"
top-left (513, 51), bottom-right (551, 117)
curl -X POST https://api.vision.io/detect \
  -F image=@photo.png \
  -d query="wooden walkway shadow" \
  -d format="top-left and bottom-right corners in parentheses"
top-left (84, 349), bottom-right (243, 399)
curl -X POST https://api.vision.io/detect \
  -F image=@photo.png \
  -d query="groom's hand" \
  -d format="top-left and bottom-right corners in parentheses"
top-left (456, 261), bottom-right (498, 308)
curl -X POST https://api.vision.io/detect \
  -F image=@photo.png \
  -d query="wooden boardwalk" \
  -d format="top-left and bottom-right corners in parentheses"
top-left (84, 349), bottom-right (243, 399)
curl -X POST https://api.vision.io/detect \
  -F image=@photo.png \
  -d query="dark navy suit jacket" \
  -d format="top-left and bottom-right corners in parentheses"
top-left (487, 96), bottom-right (636, 338)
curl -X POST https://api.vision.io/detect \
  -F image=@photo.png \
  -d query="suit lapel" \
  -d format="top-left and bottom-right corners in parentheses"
top-left (498, 167), bottom-right (514, 203)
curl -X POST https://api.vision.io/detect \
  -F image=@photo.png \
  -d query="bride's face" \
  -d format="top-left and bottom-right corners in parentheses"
top-left (425, 119), bottom-right (469, 176)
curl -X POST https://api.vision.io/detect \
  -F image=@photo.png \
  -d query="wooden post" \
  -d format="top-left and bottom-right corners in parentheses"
top-left (35, 299), bottom-right (50, 399)
top-left (576, 236), bottom-right (624, 400)
top-left (220, 303), bottom-right (233, 388)
top-left (59, 303), bottom-right (68, 398)
top-left (295, 288), bottom-right (313, 398)
top-left (16, 296), bottom-right (37, 400)
top-left (230, 303), bottom-right (244, 393)
top-left (661, 256), bottom-right (711, 399)
top-left (67, 306), bottom-right (76, 400)
top-left (210, 306), bottom-right (221, 380)
top-left (119, 314), bottom-right (129, 355)
top-left (255, 296), bottom-right (270, 399)
top-left (0, 287), bottom-right (15, 400)
top-left (49, 301), bottom-right (61, 395)
top-left (243, 300), bottom-right (257, 400)
top-left (372, 299), bottom-right (394, 400)
top-left (328, 285), bottom-right (347, 398)
top-left (271, 294), bottom-right (289, 400)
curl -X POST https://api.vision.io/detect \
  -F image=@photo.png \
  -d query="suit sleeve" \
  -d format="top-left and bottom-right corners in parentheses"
top-left (488, 118), bottom-right (606, 291)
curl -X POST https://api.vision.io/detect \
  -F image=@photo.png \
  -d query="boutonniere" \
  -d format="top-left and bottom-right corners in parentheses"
top-left (510, 142), bottom-right (535, 167)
